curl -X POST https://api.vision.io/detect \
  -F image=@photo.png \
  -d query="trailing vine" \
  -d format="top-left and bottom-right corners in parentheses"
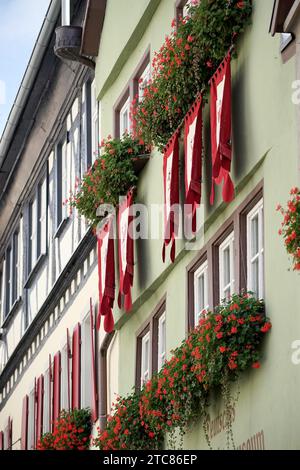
top-left (93, 293), bottom-right (271, 450)
top-left (132, 0), bottom-right (252, 150)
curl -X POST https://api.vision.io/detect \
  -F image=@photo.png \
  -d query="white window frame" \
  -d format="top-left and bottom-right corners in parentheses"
top-left (194, 260), bottom-right (209, 326)
top-left (157, 312), bottom-right (166, 371)
top-left (3, 229), bottom-right (20, 319)
top-left (141, 331), bottom-right (150, 387)
top-left (61, 344), bottom-right (70, 411)
top-left (29, 175), bottom-right (47, 271)
top-left (43, 368), bottom-right (51, 434)
top-left (119, 97), bottom-right (130, 137)
top-left (91, 79), bottom-right (99, 164)
top-left (81, 314), bottom-right (92, 409)
top-left (28, 389), bottom-right (35, 450)
top-left (183, 0), bottom-right (192, 18)
top-left (219, 232), bottom-right (235, 302)
top-left (247, 199), bottom-right (264, 299)
top-left (138, 63), bottom-right (151, 102)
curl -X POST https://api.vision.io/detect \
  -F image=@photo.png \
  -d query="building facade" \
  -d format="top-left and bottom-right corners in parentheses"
top-left (0, 0), bottom-right (300, 450)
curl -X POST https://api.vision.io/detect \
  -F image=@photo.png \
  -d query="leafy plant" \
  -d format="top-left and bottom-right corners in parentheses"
top-left (94, 293), bottom-right (271, 451)
top-left (37, 408), bottom-right (92, 451)
top-left (277, 187), bottom-right (300, 271)
top-left (132, 0), bottom-right (252, 150)
top-left (69, 134), bottom-right (147, 228)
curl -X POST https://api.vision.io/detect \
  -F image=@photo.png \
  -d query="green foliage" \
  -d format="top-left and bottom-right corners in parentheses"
top-left (132, 0), bottom-right (252, 150)
top-left (277, 187), bottom-right (300, 271)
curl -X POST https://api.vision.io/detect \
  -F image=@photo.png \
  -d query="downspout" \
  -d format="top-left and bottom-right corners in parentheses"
top-left (99, 332), bottom-right (115, 430)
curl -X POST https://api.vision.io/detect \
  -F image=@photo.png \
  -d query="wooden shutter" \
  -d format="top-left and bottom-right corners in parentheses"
top-left (48, 354), bottom-right (52, 432)
top-left (67, 329), bottom-right (71, 410)
top-left (90, 299), bottom-right (98, 421)
top-left (72, 323), bottom-right (81, 409)
top-left (21, 395), bottom-right (29, 450)
top-left (0, 431), bottom-right (3, 450)
top-left (7, 417), bottom-right (12, 450)
top-left (36, 375), bottom-right (44, 445)
top-left (53, 352), bottom-right (61, 423)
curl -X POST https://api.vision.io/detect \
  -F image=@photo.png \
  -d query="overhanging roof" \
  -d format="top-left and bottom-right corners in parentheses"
top-left (269, 0), bottom-right (295, 35)
top-left (80, 0), bottom-right (107, 56)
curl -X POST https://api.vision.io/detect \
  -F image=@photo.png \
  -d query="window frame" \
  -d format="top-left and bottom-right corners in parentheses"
top-left (193, 259), bottom-right (209, 326)
top-left (246, 198), bottom-right (264, 299)
top-left (3, 227), bottom-right (20, 321)
top-left (81, 313), bottom-right (93, 410)
top-left (27, 171), bottom-right (48, 277)
top-left (218, 231), bottom-right (235, 303)
top-left (135, 296), bottom-right (166, 390)
top-left (187, 181), bottom-right (264, 333)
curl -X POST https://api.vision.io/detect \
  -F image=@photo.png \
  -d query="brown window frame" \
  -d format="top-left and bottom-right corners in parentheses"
top-left (135, 296), bottom-right (166, 390)
top-left (186, 181), bottom-right (263, 333)
top-left (175, 0), bottom-right (189, 25)
top-left (113, 47), bottom-right (150, 138)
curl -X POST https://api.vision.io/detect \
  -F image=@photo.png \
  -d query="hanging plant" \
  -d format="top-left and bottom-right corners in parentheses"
top-left (37, 408), bottom-right (92, 451)
top-left (277, 187), bottom-right (300, 271)
top-left (69, 134), bottom-right (148, 228)
top-left (94, 293), bottom-right (271, 451)
top-left (132, 0), bottom-right (252, 150)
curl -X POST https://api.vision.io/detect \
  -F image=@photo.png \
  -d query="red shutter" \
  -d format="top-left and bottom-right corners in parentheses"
top-left (49, 354), bottom-right (52, 431)
top-left (36, 375), bottom-right (44, 445)
top-left (67, 329), bottom-right (71, 411)
top-left (72, 323), bottom-right (81, 409)
top-left (21, 395), bottom-right (29, 450)
top-left (90, 299), bottom-right (98, 421)
top-left (53, 352), bottom-right (61, 424)
top-left (0, 431), bottom-right (3, 450)
top-left (7, 417), bottom-right (12, 450)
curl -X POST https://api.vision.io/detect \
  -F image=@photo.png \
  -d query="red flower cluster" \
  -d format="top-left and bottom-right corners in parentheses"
top-left (37, 409), bottom-right (91, 451)
top-left (277, 187), bottom-right (300, 271)
top-left (94, 293), bottom-right (271, 450)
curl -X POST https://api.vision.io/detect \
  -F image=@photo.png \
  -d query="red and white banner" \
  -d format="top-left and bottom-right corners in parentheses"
top-left (118, 190), bottom-right (134, 312)
top-left (184, 95), bottom-right (203, 233)
top-left (162, 130), bottom-right (179, 263)
top-left (97, 215), bottom-right (115, 333)
top-left (210, 53), bottom-right (234, 205)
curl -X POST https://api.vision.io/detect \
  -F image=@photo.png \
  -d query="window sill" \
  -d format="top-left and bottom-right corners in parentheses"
top-left (2, 297), bottom-right (22, 329)
top-left (54, 217), bottom-right (70, 239)
top-left (24, 253), bottom-right (47, 289)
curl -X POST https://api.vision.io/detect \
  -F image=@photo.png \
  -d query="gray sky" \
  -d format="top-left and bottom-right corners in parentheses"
top-left (0, 0), bottom-right (51, 136)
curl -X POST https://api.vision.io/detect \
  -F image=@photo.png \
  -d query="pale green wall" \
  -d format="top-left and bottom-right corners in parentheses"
top-left (95, 0), bottom-right (300, 449)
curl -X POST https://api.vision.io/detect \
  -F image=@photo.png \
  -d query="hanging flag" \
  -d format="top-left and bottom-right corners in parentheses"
top-left (184, 95), bottom-right (203, 233)
top-left (162, 130), bottom-right (179, 263)
top-left (210, 52), bottom-right (234, 205)
top-left (118, 190), bottom-right (134, 312)
top-left (97, 215), bottom-right (115, 333)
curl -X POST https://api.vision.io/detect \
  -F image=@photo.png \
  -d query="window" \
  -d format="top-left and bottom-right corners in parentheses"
top-left (280, 32), bottom-right (293, 52)
top-left (28, 175), bottom-right (47, 272)
top-left (61, 345), bottom-right (70, 411)
top-left (247, 199), bottom-right (264, 299)
top-left (119, 96), bottom-right (130, 137)
top-left (194, 260), bottom-right (209, 325)
top-left (136, 299), bottom-right (167, 388)
top-left (138, 62), bottom-right (151, 102)
top-left (140, 330), bottom-right (150, 387)
top-left (91, 80), bottom-right (100, 165)
top-left (176, 0), bottom-right (193, 23)
top-left (56, 133), bottom-right (73, 229)
top-left (81, 315), bottom-right (93, 409)
top-left (157, 312), bottom-right (166, 371)
top-left (28, 389), bottom-right (35, 450)
top-left (219, 232), bottom-right (235, 302)
top-left (3, 229), bottom-right (20, 319)
top-left (43, 368), bottom-right (51, 434)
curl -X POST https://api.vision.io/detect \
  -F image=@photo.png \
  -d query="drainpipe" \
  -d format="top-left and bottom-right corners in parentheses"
top-left (99, 332), bottom-right (115, 430)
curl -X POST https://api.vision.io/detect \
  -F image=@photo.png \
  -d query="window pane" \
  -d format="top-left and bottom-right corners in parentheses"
top-left (223, 246), bottom-right (230, 287)
top-left (158, 314), bottom-right (166, 371)
top-left (5, 247), bottom-right (11, 316)
top-left (56, 142), bottom-right (63, 226)
top-left (12, 232), bottom-right (18, 303)
top-left (251, 258), bottom-right (259, 298)
top-left (251, 215), bottom-right (259, 257)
